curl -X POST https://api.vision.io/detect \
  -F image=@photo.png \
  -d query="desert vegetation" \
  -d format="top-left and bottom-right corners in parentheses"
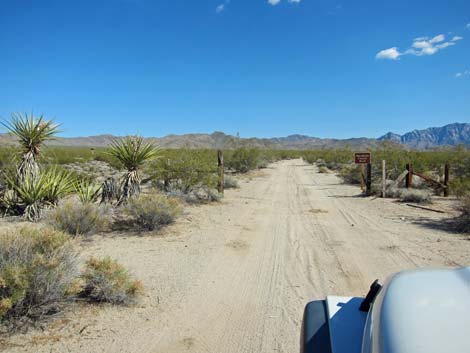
top-left (0, 226), bottom-right (76, 329)
top-left (302, 146), bottom-right (470, 231)
top-left (301, 146), bottom-right (470, 196)
top-left (0, 114), bottom-right (287, 331)
top-left (1, 113), bottom-right (469, 337)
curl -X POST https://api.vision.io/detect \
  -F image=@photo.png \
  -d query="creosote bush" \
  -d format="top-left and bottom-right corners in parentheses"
top-left (225, 147), bottom-right (260, 173)
top-left (46, 198), bottom-right (110, 237)
top-left (0, 226), bottom-right (77, 327)
top-left (124, 193), bottom-right (181, 231)
top-left (79, 257), bottom-right (142, 305)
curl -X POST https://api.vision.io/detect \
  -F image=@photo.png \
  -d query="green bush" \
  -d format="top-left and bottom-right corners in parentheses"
top-left (46, 198), bottom-right (110, 236)
top-left (339, 164), bottom-right (362, 184)
top-left (0, 226), bottom-right (77, 327)
top-left (124, 193), bottom-right (181, 231)
top-left (225, 148), bottom-right (260, 173)
top-left (79, 257), bottom-right (142, 305)
top-left (150, 149), bottom-right (218, 194)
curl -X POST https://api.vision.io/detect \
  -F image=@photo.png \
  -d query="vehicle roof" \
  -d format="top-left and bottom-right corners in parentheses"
top-left (371, 266), bottom-right (470, 353)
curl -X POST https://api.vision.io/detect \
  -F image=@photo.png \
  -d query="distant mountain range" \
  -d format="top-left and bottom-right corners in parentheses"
top-left (0, 123), bottom-right (468, 150)
top-left (377, 123), bottom-right (470, 149)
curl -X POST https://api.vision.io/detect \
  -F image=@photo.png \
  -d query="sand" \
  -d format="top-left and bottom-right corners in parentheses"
top-left (3, 159), bottom-right (469, 353)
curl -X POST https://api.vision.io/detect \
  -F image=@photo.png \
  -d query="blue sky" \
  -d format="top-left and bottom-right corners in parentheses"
top-left (1, 0), bottom-right (469, 139)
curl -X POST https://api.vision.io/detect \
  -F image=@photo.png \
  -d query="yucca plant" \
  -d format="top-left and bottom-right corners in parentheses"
top-left (41, 167), bottom-right (76, 205)
top-left (1, 113), bottom-right (60, 182)
top-left (4, 168), bottom-right (75, 221)
top-left (74, 178), bottom-right (102, 204)
top-left (108, 136), bottom-right (159, 204)
top-left (7, 174), bottom-right (49, 221)
top-left (100, 177), bottom-right (120, 205)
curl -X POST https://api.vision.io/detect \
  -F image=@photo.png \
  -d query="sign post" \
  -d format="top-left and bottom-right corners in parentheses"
top-left (354, 152), bottom-right (372, 195)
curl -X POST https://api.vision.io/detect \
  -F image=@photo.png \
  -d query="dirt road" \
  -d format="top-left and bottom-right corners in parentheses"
top-left (5, 160), bottom-right (469, 353)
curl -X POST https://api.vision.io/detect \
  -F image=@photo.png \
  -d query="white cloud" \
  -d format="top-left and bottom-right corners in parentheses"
top-left (412, 40), bottom-right (432, 49)
top-left (429, 34), bottom-right (445, 43)
top-left (216, 0), bottom-right (230, 13)
top-left (288, 0), bottom-right (302, 3)
top-left (436, 41), bottom-right (455, 49)
top-left (376, 47), bottom-right (401, 60)
top-left (377, 33), bottom-right (463, 60)
top-left (268, 0), bottom-right (281, 5)
top-left (455, 70), bottom-right (470, 78)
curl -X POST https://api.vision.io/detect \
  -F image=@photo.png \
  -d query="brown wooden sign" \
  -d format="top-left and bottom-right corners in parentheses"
top-left (354, 152), bottom-right (371, 164)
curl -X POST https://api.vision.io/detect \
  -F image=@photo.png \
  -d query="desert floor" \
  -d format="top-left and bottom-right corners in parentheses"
top-left (3, 159), bottom-right (469, 353)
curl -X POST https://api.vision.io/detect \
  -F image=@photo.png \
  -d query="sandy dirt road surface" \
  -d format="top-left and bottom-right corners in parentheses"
top-left (4, 159), bottom-right (469, 353)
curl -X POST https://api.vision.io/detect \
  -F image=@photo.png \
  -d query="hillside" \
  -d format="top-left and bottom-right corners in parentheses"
top-left (378, 123), bottom-right (470, 149)
top-left (0, 123), bottom-right (468, 150)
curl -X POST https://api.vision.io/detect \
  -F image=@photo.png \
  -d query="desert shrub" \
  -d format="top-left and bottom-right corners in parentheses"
top-left (385, 186), bottom-right (402, 198)
top-left (225, 148), bottom-right (260, 173)
top-left (124, 193), bottom-right (181, 231)
top-left (46, 198), bottom-right (110, 236)
top-left (318, 166), bottom-right (329, 174)
top-left (0, 226), bottom-right (77, 327)
top-left (451, 178), bottom-right (470, 198)
top-left (398, 189), bottom-right (432, 203)
top-left (150, 149), bottom-right (218, 194)
top-left (206, 188), bottom-right (222, 202)
top-left (339, 164), bottom-right (362, 184)
top-left (167, 186), bottom-right (221, 204)
top-left (454, 194), bottom-right (470, 233)
top-left (224, 175), bottom-right (239, 189)
top-left (257, 158), bottom-right (269, 169)
top-left (316, 159), bottom-right (327, 168)
top-left (79, 257), bottom-right (142, 305)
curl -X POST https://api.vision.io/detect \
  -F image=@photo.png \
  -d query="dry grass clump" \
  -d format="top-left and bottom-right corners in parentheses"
top-left (46, 198), bottom-right (110, 237)
top-left (79, 257), bottom-right (142, 305)
top-left (385, 187), bottom-right (432, 203)
top-left (224, 176), bottom-right (239, 189)
top-left (397, 189), bottom-right (432, 204)
top-left (124, 193), bottom-right (181, 231)
top-left (454, 194), bottom-right (470, 233)
top-left (171, 187), bottom-right (222, 204)
top-left (318, 166), bottom-right (329, 174)
top-left (385, 186), bottom-right (402, 198)
top-left (0, 226), bottom-right (77, 328)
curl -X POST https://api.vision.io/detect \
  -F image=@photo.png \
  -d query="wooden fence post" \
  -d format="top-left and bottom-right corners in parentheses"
top-left (444, 163), bottom-right (450, 197)
top-left (218, 150), bottom-right (224, 194)
top-left (382, 160), bottom-right (386, 198)
top-left (406, 163), bottom-right (413, 189)
top-left (366, 163), bottom-right (372, 196)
